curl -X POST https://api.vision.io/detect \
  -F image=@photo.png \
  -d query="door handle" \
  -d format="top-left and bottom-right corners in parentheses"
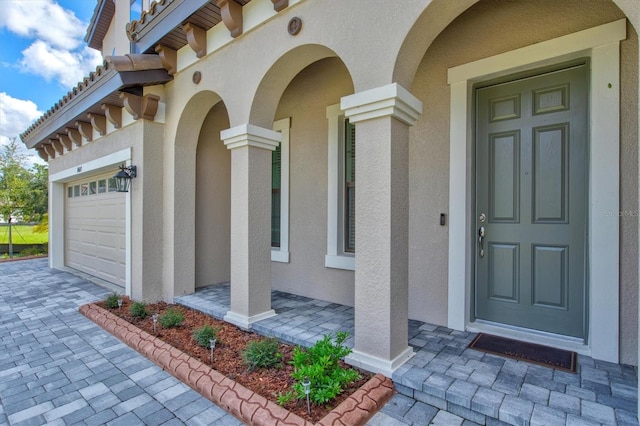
top-left (478, 226), bottom-right (486, 258)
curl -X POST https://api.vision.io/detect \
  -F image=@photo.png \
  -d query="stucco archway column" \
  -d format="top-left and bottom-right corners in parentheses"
top-left (221, 124), bottom-right (281, 329)
top-left (341, 83), bottom-right (422, 377)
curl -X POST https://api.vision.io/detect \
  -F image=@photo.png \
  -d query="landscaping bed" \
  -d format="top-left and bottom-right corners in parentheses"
top-left (82, 297), bottom-right (394, 425)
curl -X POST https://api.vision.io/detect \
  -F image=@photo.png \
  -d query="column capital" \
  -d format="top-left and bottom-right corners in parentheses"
top-left (341, 83), bottom-right (422, 126)
top-left (221, 124), bottom-right (282, 151)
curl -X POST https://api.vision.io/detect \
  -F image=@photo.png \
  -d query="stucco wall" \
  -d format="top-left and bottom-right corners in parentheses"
top-left (270, 57), bottom-right (356, 305)
top-left (195, 102), bottom-right (231, 288)
top-left (407, 0), bottom-right (638, 363)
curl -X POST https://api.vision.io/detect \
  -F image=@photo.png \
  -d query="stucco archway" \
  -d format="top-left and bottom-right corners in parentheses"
top-left (166, 90), bottom-right (228, 300)
top-left (395, 0), bottom-right (637, 364)
top-left (249, 44), bottom-right (348, 128)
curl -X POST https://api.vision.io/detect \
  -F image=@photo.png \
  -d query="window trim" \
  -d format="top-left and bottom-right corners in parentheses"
top-left (271, 117), bottom-right (290, 263)
top-left (325, 104), bottom-right (355, 271)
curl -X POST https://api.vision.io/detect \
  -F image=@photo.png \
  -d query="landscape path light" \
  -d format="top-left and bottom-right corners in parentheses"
top-left (303, 376), bottom-right (311, 416)
top-left (117, 298), bottom-right (123, 315)
top-left (209, 338), bottom-right (216, 364)
top-left (152, 313), bottom-right (158, 334)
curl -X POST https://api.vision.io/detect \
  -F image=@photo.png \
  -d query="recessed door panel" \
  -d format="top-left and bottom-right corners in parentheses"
top-left (488, 243), bottom-right (519, 302)
top-left (532, 245), bottom-right (568, 309)
top-left (533, 124), bottom-right (569, 223)
top-left (490, 132), bottom-right (520, 223)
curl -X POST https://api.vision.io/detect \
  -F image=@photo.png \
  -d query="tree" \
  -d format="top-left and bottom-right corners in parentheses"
top-left (0, 138), bottom-right (48, 223)
top-left (24, 163), bottom-right (48, 223)
top-left (0, 138), bottom-right (30, 223)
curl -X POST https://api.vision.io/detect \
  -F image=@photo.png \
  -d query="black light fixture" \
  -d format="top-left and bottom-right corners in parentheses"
top-left (113, 164), bottom-right (137, 192)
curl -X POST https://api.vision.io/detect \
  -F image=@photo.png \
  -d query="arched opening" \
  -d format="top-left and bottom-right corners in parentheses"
top-left (169, 91), bottom-right (228, 299)
top-left (399, 0), bottom-right (637, 364)
top-left (195, 102), bottom-right (231, 288)
top-left (270, 56), bottom-right (356, 305)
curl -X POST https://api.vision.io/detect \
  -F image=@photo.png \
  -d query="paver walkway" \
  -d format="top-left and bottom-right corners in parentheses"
top-left (178, 283), bottom-right (640, 426)
top-left (0, 258), bottom-right (241, 425)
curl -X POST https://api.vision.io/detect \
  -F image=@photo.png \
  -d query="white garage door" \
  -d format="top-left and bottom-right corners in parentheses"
top-left (65, 172), bottom-right (126, 287)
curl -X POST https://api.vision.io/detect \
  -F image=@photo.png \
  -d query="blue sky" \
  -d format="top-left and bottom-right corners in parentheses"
top-left (0, 0), bottom-right (104, 162)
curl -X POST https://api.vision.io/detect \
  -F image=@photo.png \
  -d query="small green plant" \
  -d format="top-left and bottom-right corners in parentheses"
top-left (129, 301), bottom-right (148, 318)
top-left (276, 390), bottom-right (294, 406)
top-left (242, 338), bottom-right (282, 371)
top-left (159, 308), bottom-right (184, 328)
top-left (105, 293), bottom-right (120, 309)
top-left (284, 331), bottom-right (360, 406)
top-left (193, 324), bottom-right (219, 347)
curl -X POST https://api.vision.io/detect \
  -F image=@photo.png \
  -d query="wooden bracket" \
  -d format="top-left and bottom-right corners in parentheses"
top-left (76, 121), bottom-right (93, 143)
top-left (120, 93), bottom-right (161, 120)
top-left (67, 127), bottom-right (83, 147)
top-left (43, 144), bottom-right (56, 159)
top-left (102, 104), bottom-right (122, 129)
top-left (36, 146), bottom-right (49, 161)
top-left (51, 138), bottom-right (64, 155)
top-left (58, 134), bottom-right (73, 151)
top-left (217, 0), bottom-right (243, 38)
top-left (155, 44), bottom-right (177, 75)
top-left (271, 0), bottom-right (288, 11)
top-left (183, 22), bottom-right (207, 58)
top-left (87, 113), bottom-right (107, 136)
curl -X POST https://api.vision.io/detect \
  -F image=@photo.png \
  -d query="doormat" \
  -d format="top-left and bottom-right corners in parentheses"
top-left (468, 333), bottom-right (577, 373)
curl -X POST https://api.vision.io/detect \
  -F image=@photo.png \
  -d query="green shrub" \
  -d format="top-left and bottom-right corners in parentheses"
top-left (242, 338), bottom-right (282, 371)
top-left (129, 301), bottom-right (148, 318)
top-left (193, 324), bottom-right (219, 347)
top-left (287, 332), bottom-right (360, 406)
top-left (105, 293), bottom-right (120, 309)
top-left (159, 308), bottom-right (184, 328)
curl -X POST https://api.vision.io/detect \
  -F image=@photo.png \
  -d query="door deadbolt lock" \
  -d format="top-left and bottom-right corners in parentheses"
top-left (479, 213), bottom-right (486, 223)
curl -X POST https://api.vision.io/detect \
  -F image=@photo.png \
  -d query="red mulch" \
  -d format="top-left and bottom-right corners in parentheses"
top-left (97, 297), bottom-right (371, 423)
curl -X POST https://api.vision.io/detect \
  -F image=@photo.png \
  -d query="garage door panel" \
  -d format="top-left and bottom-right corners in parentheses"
top-left (65, 172), bottom-right (126, 287)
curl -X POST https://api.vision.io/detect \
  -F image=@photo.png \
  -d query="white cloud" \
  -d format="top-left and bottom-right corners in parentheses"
top-left (0, 0), bottom-right (104, 91)
top-left (0, 92), bottom-right (42, 143)
top-left (20, 41), bottom-right (103, 88)
top-left (0, 0), bottom-right (86, 50)
top-left (0, 92), bottom-right (44, 165)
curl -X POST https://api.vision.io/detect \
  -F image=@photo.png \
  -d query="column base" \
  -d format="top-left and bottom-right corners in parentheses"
top-left (224, 309), bottom-right (277, 330)
top-left (345, 346), bottom-right (414, 378)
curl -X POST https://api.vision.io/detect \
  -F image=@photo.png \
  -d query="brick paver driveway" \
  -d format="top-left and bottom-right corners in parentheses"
top-left (0, 258), bottom-right (242, 425)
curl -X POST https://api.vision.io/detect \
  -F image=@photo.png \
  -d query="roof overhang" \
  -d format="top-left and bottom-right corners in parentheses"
top-left (21, 55), bottom-right (172, 150)
top-left (85, 0), bottom-right (116, 51)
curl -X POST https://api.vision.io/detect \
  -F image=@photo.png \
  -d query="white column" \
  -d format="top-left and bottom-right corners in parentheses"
top-left (341, 83), bottom-right (422, 376)
top-left (221, 124), bottom-right (281, 329)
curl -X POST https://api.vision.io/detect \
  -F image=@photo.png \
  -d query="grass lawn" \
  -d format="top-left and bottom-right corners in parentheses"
top-left (0, 225), bottom-right (48, 244)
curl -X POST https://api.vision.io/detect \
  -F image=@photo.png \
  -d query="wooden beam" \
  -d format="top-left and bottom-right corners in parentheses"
top-left (183, 22), bottom-right (207, 58)
top-left (217, 0), bottom-right (243, 38)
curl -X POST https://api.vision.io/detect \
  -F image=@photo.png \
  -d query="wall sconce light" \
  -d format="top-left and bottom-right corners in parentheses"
top-left (113, 164), bottom-right (137, 192)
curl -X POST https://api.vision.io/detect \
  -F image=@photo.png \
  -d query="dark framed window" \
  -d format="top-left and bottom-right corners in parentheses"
top-left (271, 144), bottom-right (281, 247)
top-left (344, 119), bottom-right (356, 253)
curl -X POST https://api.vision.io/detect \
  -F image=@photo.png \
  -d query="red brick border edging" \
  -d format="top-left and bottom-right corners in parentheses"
top-left (80, 303), bottom-right (394, 425)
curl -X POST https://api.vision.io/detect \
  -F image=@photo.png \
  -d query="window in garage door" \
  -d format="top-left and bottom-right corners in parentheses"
top-left (65, 171), bottom-right (126, 287)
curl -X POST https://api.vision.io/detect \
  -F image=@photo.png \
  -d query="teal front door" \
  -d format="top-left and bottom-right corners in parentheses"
top-left (475, 64), bottom-right (588, 338)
